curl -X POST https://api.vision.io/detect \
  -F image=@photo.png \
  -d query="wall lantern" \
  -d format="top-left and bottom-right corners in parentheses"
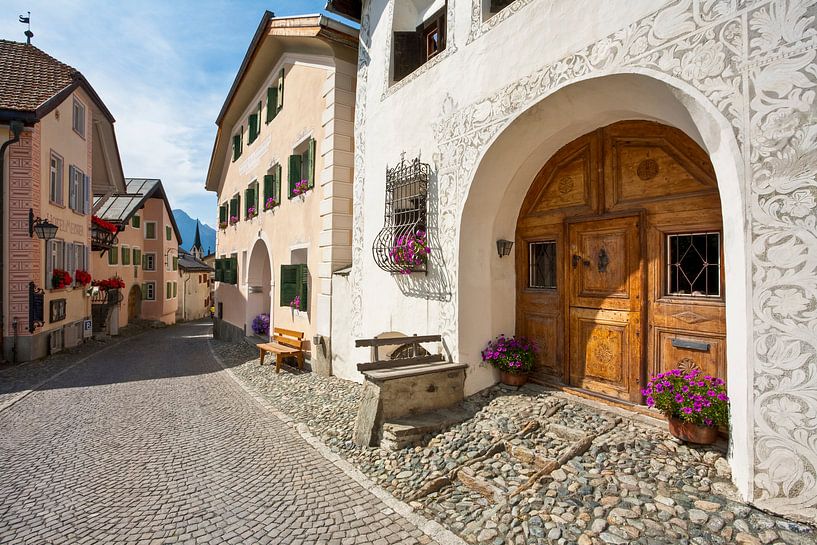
top-left (496, 239), bottom-right (514, 258)
top-left (29, 208), bottom-right (59, 240)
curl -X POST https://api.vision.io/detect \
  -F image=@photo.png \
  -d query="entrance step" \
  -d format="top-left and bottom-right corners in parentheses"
top-left (381, 407), bottom-right (472, 451)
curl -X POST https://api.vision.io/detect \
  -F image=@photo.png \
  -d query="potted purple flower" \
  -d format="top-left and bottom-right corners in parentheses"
top-left (293, 179), bottom-right (309, 198)
top-left (218, 220), bottom-right (228, 230)
top-left (247, 206), bottom-right (258, 219)
top-left (264, 197), bottom-right (277, 211)
top-left (481, 335), bottom-right (537, 386)
top-left (251, 313), bottom-right (270, 336)
top-left (229, 215), bottom-right (239, 226)
top-left (389, 230), bottom-right (431, 274)
top-left (642, 369), bottom-right (728, 444)
top-left (290, 294), bottom-right (302, 312)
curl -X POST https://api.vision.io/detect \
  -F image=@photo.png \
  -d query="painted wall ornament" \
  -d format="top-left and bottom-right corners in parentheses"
top-left (353, 0), bottom-right (817, 520)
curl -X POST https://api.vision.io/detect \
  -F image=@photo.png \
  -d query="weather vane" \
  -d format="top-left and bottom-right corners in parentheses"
top-left (19, 12), bottom-right (33, 45)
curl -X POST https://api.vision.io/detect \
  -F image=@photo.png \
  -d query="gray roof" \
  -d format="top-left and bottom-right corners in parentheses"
top-left (94, 178), bottom-right (182, 243)
top-left (178, 248), bottom-right (213, 272)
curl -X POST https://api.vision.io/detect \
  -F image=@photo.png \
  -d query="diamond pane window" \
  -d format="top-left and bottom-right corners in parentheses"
top-left (667, 232), bottom-right (721, 297)
top-left (529, 241), bottom-right (556, 289)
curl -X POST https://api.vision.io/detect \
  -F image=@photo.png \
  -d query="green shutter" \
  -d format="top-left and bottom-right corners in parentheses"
top-left (173, 256), bottom-right (178, 271)
top-left (214, 258), bottom-right (222, 282)
top-left (122, 246), bottom-right (130, 265)
top-left (266, 86), bottom-right (278, 123)
top-left (248, 114), bottom-right (258, 144)
top-left (275, 164), bottom-right (282, 202)
top-left (263, 175), bottom-right (273, 205)
top-left (219, 204), bottom-right (227, 223)
top-left (277, 68), bottom-right (285, 111)
top-left (146, 222), bottom-right (155, 239)
top-left (307, 138), bottom-right (316, 188)
top-left (132, 215), bottom-right (140, 228)
top-left (280, 265), bottom-right (298, 306)
top-left (288, 154), bottom-right (301, 198)
top-left (224, 255), bottom-right (237, 285)
top-left (245, 186), bottom-right (256, 217)
top-left (233, 134), bottom-right (241, 161)
top-left (109, 246), bottom-right (118, 265)
top-left (298, 264), bottom-right (308, 311)
top-left (134, 248), bottom-right (141, 265)
top-left (166, 226), bottom-right (171, 240)
top-left (173, 282), bottom-right (177, 298)
top-left (141, 283), bottom-right (147, 297)
top-left (229, 198), bottom-right (237, 219)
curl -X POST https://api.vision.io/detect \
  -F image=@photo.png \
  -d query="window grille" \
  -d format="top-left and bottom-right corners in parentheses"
top-left (666, 232), bottom-right (721, 297)
top-left (372, 156), bottom-right (430, 274)
top-left (529, 241), bottom-right (556, 289)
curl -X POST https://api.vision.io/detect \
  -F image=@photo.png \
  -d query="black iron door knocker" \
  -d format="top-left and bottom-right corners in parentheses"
top-left (597, 247), bottom-right (609, 272)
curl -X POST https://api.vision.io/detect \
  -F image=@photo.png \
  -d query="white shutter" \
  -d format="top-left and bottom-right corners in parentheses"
top-left (68, 166), bottom-right (76, 210)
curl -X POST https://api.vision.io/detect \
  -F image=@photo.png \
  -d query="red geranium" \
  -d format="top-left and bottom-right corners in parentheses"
top-left (92, 276), bottom-right (126, 290)
top-left (51, 269), bottom-right (72, 289)
top-left (92, 215), bottom-right (118, 234)
top-left (75, 270), bottom-right (92, 286)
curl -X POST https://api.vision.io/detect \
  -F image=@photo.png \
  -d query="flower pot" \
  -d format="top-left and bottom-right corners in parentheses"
top-left (499, 371), bottom-right (529, 387)
top-left (668, 417), bottom-right (718, 444)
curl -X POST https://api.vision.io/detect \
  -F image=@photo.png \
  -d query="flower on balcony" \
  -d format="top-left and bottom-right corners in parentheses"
top-left (74, 270), bottom-right (92, 286)
top-left (264, 197), bottom-right (277, 211)
top-left (92, 276), bottom-right (126, 291)
top-left (51, 269), bottom-right (72, 289)
top-left (388, 230), bottom-right (431, 274)
top-left (247, 206), bottom-right (258, 219)
top-left (290, 295), bottom-right (301, 311)
top-left (218, 220), bottom-right (228, 230)
top-left (229, 215), bottom-right (239, 225)
top-left (91, 215), bottom-right (118, 234)
top-left (293, 179), bottom-right (309, 197)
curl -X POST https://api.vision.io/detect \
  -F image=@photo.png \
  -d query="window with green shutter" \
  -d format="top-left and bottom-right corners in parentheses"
top-left (173, 282), bottom-right (177, 298)
top-left (133, 248), bottom-right (141, 267)
top-left (166, 282), bottom-right (172, 299)
top-left (172, 256), bottom-right (178, 271)
top-left (132, 215), bottom-right (140, 228)
top-left (245, 183), bottom-right (257, 218)
top-left (166, 226), bottom-right (172, 241)
top-left (145, 222), bottom-right (156, 240)
top-left (122, 246), bottom-right (130, 266)
top-left (266, 86), bottom-right (278, 123)
top-left (214, 258), bottom-right (223, 282)
top-left (229, 254), bottom-right (238, 285)
top-left (232, 131), bottom-right (242, 161)
top-left (108, 245), bottom-right (118, 265)
top-left (280, 264), bottom-right (308, 310)
top-left (248, 113), bottom-right (258, 145)
top-left (288, 154), bottom-right (301, 199)
top-left (263, 174), bottom-right (274, 209)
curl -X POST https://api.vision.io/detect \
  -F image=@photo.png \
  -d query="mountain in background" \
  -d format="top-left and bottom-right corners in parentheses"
top-left (173, 209), bottom-right (216, 254)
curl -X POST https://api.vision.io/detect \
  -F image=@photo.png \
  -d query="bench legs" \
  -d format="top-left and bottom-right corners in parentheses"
top-left (259, 349), bottom-right (266, 366)
top-left (275, 353), bottom-right (284, 373)
top-left (297, 352), bottom-right (304, 371)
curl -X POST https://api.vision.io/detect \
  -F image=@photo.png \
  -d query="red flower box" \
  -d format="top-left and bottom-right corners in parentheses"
top-left (92, 276), bottom-right (126, 290)
top-left (75, 270), bottom-right (92, 286)
top-left (92, 215), bottom-right (118, 234)
top-left (51, 269), bottom-right (72, 289)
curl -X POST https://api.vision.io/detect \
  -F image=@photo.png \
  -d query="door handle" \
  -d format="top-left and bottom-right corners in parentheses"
top-left (572, 254), bottom-right (590, 268)
top-left (598, 248), bottom-right (609, 272)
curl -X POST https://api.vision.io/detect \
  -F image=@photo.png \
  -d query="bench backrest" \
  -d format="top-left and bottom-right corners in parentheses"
top-left (273, 327), bottom-right (304, 349)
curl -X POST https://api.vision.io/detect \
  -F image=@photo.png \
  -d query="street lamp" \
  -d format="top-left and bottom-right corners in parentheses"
top-left (496, 239), bottom-right (514, 258)
top-left (29, 208), bottom-right (59, 240)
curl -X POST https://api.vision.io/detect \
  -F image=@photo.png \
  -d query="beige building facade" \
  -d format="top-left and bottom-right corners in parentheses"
top-left (0, 40), bottom-right (125, 361)
top-left (205, 13), bottom-right (357, 369)
top-left (93, 179), bottom-right (182, 329)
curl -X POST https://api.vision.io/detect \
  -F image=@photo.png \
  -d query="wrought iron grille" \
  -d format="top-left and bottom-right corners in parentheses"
top-left (372, 156), bottom-right (430, 274)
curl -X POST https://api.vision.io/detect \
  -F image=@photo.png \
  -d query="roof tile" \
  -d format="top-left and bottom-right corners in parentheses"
top-left (0, 39), bottom-right (78, 112)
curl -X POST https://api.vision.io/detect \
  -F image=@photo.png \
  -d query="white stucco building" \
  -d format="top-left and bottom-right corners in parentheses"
top-left (326, 0), bottom-right (817, 523)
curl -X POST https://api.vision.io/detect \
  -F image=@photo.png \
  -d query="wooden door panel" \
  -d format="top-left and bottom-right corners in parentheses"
top-left (522, 312), bottom-right (561, 378)
top-left (655, 328), bottom-right (726, 380)
top-left (569, 216), bottom-right (641, 312)
top-left (569, 308), bottom-right (639, 401)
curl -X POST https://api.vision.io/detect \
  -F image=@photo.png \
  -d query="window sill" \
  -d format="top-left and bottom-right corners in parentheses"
top-left (49, 200), bottom-right (66, 209)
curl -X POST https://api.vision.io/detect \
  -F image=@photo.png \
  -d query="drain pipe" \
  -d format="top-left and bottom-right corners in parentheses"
top-left (0, 121), bottom-right (24, 362)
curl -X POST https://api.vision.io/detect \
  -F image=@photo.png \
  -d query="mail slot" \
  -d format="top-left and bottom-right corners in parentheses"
top-left (672, 338), bottom-right (710, 352)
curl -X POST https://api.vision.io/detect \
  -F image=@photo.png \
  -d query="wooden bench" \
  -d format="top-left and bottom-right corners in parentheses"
top-left (257, 327), bottom-right (305, 373)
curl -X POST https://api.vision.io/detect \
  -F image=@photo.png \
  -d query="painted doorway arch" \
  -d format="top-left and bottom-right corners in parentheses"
top-left (246, 238), bottom-right (272, 338)
top-left (127, 285), bottom-right (142, 322)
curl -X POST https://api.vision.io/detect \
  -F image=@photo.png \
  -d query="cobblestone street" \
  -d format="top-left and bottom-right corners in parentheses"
top-left (0, 321), bottom-right (441, 545)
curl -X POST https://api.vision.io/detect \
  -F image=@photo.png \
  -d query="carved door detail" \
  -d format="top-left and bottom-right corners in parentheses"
top-left (568, 216), bottom-right (642, 402)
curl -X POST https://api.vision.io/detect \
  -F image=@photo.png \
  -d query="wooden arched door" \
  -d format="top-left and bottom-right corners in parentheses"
top-left (516, 120), bottom-right (726, 403)
top-left (127, 285), bottom-right (142, 322)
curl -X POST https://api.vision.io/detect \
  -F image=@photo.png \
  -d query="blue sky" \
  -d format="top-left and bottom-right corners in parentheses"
top-left (1, 1), bottom-right (350, 226)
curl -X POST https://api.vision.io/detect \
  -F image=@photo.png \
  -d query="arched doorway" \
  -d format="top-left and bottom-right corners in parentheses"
top-left (516, 120), bottom-right (725, 402)
top-left (246, 238), bottom-right (272, 338)
top-left (127, 284), bottom-right (142, 322)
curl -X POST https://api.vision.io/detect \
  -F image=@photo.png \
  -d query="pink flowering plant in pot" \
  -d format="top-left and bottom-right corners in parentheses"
top-left (264, 197), bottom-right (277, 211)
top-left (482, 335), bottom-right (537, 386)
top-left (229, 215), bottom-right (239, 226)
top-left (642, 369), bottom-right (728, 443)
top-left (247, 206), bottom-right (258, 219)
top-left (389, 230), bottom-right (431, 274)
top-left (293, 179), bottom-right (309, 197)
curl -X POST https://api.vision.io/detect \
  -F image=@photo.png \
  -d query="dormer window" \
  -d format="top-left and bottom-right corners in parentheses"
top-left (393, 2), bottom-right (447, 83)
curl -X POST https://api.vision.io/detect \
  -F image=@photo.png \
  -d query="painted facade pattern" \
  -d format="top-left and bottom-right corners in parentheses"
top-left (352, 0), bottom-right (817, 520)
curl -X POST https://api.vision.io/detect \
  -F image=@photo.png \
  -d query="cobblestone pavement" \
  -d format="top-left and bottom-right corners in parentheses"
top-left (0, 321), bottom-right (440, 545)
top-left (214, 341), bottom-right (817, 545)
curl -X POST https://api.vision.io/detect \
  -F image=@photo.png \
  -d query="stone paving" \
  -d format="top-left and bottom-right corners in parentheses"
top-left (215, 341), bottom-right (817, 545)
top-left (0, 321), bottom-right (441, 545)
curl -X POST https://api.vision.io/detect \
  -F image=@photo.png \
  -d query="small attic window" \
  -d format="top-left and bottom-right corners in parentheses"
top-left (392, 2), bottom-right (447, 83)
top-left (485, 0), bottom-right (516, 18)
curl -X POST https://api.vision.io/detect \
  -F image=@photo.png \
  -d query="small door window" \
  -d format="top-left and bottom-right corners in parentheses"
top-left (666, 232), bottom-right (721, 297)
top-left (529, 241), bottom-right (556, 289)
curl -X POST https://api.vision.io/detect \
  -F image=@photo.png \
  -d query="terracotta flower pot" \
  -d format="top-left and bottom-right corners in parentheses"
top-left (499, 371), bottom-right (529, 387)
top-left (668, 417), bottom-right (718, 444)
